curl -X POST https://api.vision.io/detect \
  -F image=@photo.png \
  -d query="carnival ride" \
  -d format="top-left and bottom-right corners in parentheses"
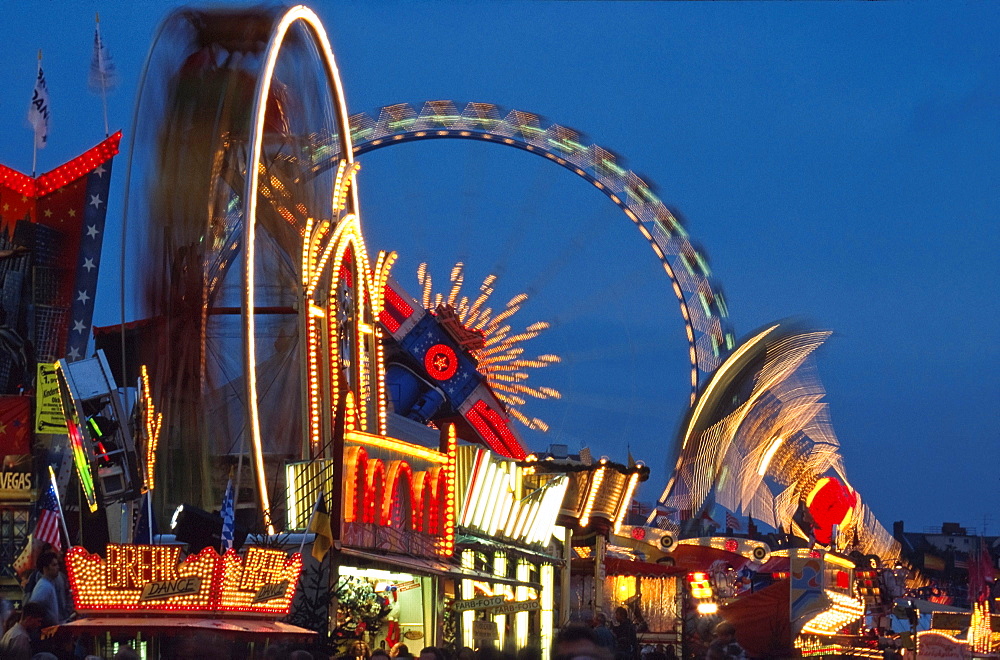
top-left (112, 0), bottom-right (898, 575)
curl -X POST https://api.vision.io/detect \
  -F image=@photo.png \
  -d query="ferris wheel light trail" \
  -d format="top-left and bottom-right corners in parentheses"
top-left (243, 5), bottom-right (357, 535)
top-left (334, 101), bottom-right (736, 405)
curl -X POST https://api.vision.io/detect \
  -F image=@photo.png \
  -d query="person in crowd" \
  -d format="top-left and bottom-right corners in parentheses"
top-left (340, 640), bottom-right (371, 660)
top-left (27, 552), bottom-right (65, 626)
top-left (591, 613), bottom-right (616, 651)
top-left (456, 647), bottom-right (475, 660)
top-left (0, 601), bottom-right (46, 660)
top-left (390, 643), bottom-right (412, 660)
top-left (372, 649), bottom-right (391, 660)
top-left (419, 647), bottom-right (445, 660)
top-left (290, 651), bottom-right (315, 660)
top-left (113, 646), bottom-right (141, 660)
top-left (706, 621), bottom-right (747, 660)
top-left (553, 624), bottom-right (611, 660)
top-left (611, 607), bottom-right (637, 660)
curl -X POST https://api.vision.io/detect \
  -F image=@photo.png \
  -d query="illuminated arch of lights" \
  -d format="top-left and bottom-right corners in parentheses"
top-left (239, 5), bottom-right (360, 534)
top-left (310, 100), bottom-right (736, 405)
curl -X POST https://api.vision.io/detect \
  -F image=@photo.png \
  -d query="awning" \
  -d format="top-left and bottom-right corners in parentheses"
top-left (571, 557), bottom-right (686, 577)
top-left (720, 579), bottom-right (793, 658)
top-left (339, 547), bottom-right (542, 589)
top-left (456, 533), bottom-right (563, 566)
top-left (58, 617), bottom-right (316, 639)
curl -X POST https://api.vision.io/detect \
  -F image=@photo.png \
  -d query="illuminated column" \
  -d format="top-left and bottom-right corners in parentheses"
top-left (515, 561), bottom-right (530, 650)
top-left (462, 549), bottom-right (475, 649)
top-left (560, 526), bottom-right (572, 626)
top-left (494, 553), bottom-right (507, 651)
top-left (594, 534), bottom-right (606, 612)
top-left (541, 563), bottom-right (555, 660)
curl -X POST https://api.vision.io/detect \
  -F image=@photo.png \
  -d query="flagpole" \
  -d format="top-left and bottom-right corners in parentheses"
top-left (32, 50), bottom-right (41, 177)
top-left (95, 13), bottom-right (109, 137)
top-left (296, 491), bottom-right (322, 557)
top-left (47, 465), bottom-right (71, 549)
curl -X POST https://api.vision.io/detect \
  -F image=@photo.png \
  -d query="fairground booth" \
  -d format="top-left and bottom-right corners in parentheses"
top-left (56, 543), bottom-right (312, 658)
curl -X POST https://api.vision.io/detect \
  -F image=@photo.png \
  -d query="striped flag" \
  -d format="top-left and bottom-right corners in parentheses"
top-left (88, 22), bottom-right (119, 94)
top-left (28, 57), bottom-right (50, 150)
top-left (726, 511), bottom-right (742, 531)
top-left (34, 480), bottom-right (62, 551)
top-left (220, 475), bottom-right (235, 552)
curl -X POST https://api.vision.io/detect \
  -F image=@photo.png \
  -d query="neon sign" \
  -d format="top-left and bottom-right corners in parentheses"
top-left (65, 544), bottom-right (302, 617)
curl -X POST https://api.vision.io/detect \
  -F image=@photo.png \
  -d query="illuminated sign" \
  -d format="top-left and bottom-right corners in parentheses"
top-left (454, 596), bottom-right (505, 611)
top-left (458, 447), bottom-right (567, 547)
top-left (34, 363), bottom-right (66, 433)
top-left (65, 544), bottom-right (302, 617)
top-left (687, 572), bottom-right (713, 599)
top-left (492, 599), bottom-right (540, 615)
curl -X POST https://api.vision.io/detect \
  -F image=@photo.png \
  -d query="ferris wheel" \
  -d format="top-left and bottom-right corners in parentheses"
top-left (121, 7), bottom-right (737, 533)
top-left (340, 101), bottom-right (736, 405)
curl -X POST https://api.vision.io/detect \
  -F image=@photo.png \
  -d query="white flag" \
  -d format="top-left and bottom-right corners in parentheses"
top-left (28, 64), bottom-right (50, 150)
top-left (88, 28), bottom-right (118, 94)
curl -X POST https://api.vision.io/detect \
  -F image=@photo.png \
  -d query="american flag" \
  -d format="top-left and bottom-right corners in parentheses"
top-left (34, 480), bottom-right (62, 551)
top-left (220, 476), bottom-right (235, 552)
top-left (726, 511), bottom-right (742, 531)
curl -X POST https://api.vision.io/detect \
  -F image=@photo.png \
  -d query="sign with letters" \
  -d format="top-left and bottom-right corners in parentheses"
top-left (35, 363), bottom-right (66, 434)
top-left (66, 544), bottom-right (302, 617)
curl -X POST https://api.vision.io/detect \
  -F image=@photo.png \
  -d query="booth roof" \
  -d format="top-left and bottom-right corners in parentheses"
top-left (58, 617), bottom-right (316, 639)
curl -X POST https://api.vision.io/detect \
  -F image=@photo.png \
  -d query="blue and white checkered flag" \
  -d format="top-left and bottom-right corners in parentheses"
top-left (220, 476), bottom-right (235, 552)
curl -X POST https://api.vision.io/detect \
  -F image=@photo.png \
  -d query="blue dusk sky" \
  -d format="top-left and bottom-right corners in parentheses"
top-left (0, 2), bottom-right (996, 534)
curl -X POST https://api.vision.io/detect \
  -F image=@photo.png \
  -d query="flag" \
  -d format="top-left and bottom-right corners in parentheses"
top-left (88, 23), bottom-right (118, 94)
top-left (12, 534), bottom-right (37, 579)
top-left (308, 492), bottom-right (333, 562)
top-left (220, 475), bottom-right (235, 552)
top-left (28, 60), bottom-right (50, 150)
top-left (726, 511), bottom-right (742, 531)
top-left (0, 133), bottom-right (121, 361)
top-left (651, 503), bottom-right (677, 529)
top-left (33, 479), bottom-right (62, 551)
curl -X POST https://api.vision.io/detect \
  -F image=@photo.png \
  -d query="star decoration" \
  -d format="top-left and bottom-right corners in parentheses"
top-left (68, 209), bottom-right (76, 217)
top-left (86, 225), bottom-right (100, 239)
top-left (89, 194), bottom-right (104, 209)
top-left (77, 290), bottom-right (91, 305)
top-left (0, 422), bottom-right (6, 435)
top-left (67, 347), bottom-right (81, 360)
top-left (83, 258), bottom-right (96, 272)
top-left (43, 208), bottom-right (52, 218)
top-left (94, 164), bottom-right (106, 177)
top-left (73, 319), bottom-right (87, 334)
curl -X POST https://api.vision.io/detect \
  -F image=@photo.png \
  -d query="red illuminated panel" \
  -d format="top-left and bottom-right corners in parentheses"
top-left (0, 132), bottom-right (121, 198)
top-left (836, 570), bottom-right (851, 589)
top-left (465, 400), bottom-right (527, 460)
top-left (383, 460), bottom-right (414, 527)
top-left (380, 284), bottom-right (414, 333)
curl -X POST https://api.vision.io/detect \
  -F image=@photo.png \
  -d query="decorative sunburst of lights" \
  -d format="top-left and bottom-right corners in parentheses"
top-left (417, 262), bottom-right (561, 431)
